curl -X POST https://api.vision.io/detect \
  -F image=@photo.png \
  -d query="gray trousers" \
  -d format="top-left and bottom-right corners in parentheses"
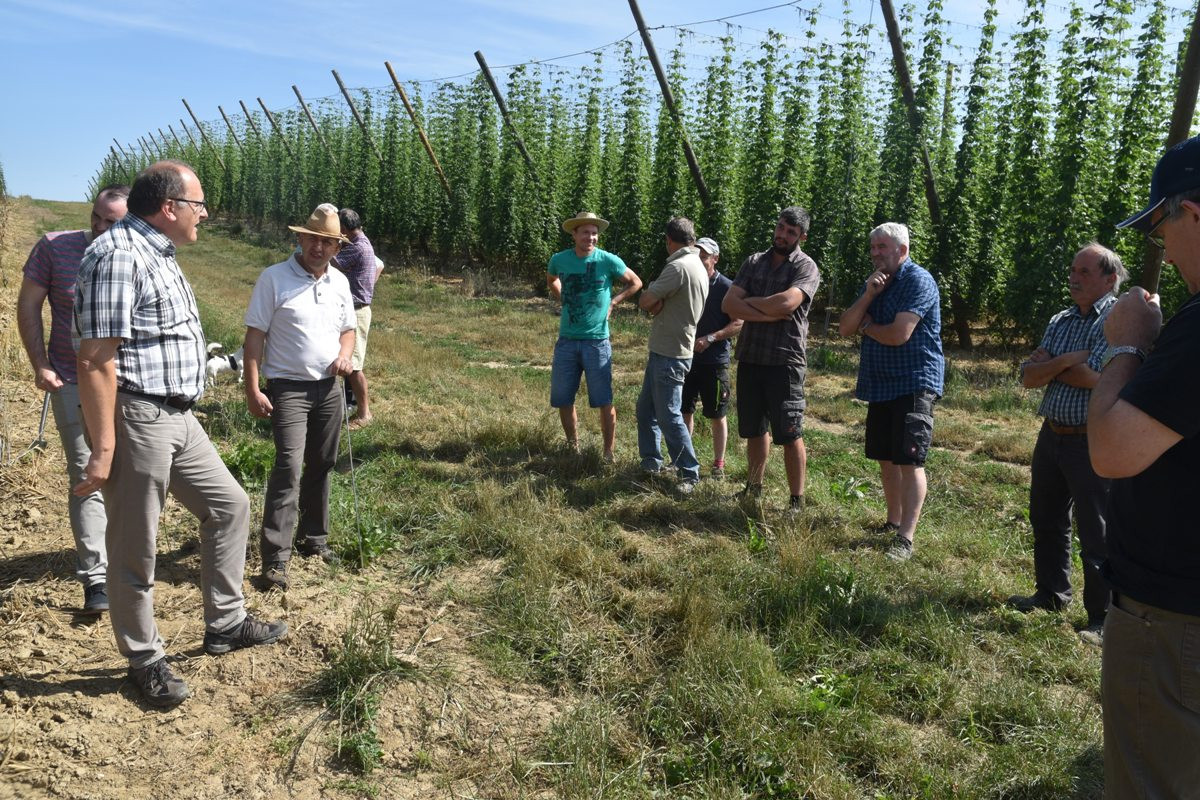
top-left (1103, 594), bottom-right (1200, 798)
top-left (50, 383), bottom-right (107, 586)
top-left (106, 394), bottom-right (249, 669)
top-left (1029, 421), bottom-right (1111, 624)
top-left (259, 378), bottom-right (341, 565)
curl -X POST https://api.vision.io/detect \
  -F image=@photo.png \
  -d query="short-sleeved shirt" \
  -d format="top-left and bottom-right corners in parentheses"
top-left (1034, 295), bottom-right (1115, 426)
top-left (854, 258), bottom-right (944, 402)
top-left (23, 230), bottom-right (90, 383)
top-left (1102, 292), bottom-right (1200, 616)
top-left (245, 255), bottom-right (356, 381)
top-left (647, 246), bottom-right (708, 359)
top-left (331, 230), bottom-right (377, 306)
top-left (73, 214), bottom-right (206, 401)
top-left (548, 247), bottom-right (628, 340)
top-left (732, 247), bottom-right (821, 367)
top-left (695, 271), bottom-right (735, 367)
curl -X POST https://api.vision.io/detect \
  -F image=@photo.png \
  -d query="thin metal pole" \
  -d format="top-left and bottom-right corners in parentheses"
top-left (385, 61), bottom-right (453, 198)
top-left (627, 0), bottom-right (711, 208)
top-left (332, 69), bottom-right (384, 163)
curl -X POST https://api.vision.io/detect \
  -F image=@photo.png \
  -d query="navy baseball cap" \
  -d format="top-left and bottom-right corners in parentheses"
top-left (1118, 135), bottom-right (1200, 232)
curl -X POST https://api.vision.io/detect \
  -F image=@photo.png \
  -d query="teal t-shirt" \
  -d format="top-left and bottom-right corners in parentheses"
top-left (548, 247), bottom-right (628, 339)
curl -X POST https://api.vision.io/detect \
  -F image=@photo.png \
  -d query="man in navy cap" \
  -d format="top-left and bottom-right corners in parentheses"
top-left (1088, 135), bottom-right (1200, 797)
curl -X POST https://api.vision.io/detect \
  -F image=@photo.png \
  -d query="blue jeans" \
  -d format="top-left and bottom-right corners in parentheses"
top-left (550, 337), bottom-right (613, 408)
top-left (636, 352), bottom-right (699, 481)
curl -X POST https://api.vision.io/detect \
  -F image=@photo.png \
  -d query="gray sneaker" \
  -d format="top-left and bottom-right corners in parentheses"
top-left (885, 534), bottom-right (914, 562)
top-left (204, 614), bottom-right (288, 655)
top-left (676, 478), bottom-right (699, 496)
top-left (710, 465), bottom-right (726, 481)
top-left (260, 561), bottom-right (290, 591)
top-left (82, 582), bottom-right (109, 615)
top-left (128, 657), bottom-right (189, 708)
top-left (1079, 623), bottom-right (1104, 648)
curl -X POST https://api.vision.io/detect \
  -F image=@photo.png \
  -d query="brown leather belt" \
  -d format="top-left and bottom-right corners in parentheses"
top-left (1047, 421), bottom-right (1087, 435)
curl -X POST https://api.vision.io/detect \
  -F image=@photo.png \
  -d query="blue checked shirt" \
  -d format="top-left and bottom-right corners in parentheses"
top-left (855, 258), bottom-right (944, 402)
top-left (1033, 294), bottom-right (1115, 426)
top-left (73, 214), bottom-right (207, 401)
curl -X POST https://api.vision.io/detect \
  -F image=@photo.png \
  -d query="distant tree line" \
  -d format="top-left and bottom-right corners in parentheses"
top-left (92, 0), bottom-right (1188, 345)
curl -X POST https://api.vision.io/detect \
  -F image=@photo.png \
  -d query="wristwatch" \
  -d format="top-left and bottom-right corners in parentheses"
top-left (705, 334), bottom-right (717, 345)
top-left (1101, 345), bottom-right (1147, 369)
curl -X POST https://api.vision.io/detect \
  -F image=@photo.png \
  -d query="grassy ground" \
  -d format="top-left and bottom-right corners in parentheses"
top-left (2, 201), bottom-right (1103, 798)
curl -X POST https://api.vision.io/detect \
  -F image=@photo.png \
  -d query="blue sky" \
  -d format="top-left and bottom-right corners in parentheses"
top-left (0, 0), bottom-right (1186, 201)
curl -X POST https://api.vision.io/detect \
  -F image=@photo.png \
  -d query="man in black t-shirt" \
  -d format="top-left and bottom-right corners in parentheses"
top-left (1089, 135), bottom-right (1200, 798)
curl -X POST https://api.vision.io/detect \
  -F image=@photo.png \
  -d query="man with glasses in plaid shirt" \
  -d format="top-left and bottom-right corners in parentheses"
top-left (1007, 244), bottom-right (1124, 647)
top-left (74, 161), bottom-right (287, 708)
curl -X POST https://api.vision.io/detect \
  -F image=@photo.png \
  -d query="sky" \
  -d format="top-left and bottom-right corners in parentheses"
top-left (0, 0), bottom-right (1190, 201)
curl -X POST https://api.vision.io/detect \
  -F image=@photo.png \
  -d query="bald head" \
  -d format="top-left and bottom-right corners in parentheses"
top-left (90, 186), bottom-right (128, 239)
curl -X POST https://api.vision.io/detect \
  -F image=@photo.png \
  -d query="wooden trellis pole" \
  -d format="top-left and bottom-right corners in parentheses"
top-left (627, 0), bottom-right (711, 208)
top-left (108, 145), bottom-right (128, 177)
top-left (292, 85), bottom-right (338, 166)
top-left (384, 61), bottom-right (452, 198)
top-left (1141, 0), bottom-right (1200, 294)
top-left (218, 106), bottom-right (245, 154)
top-left (239, 100), bottom-right (265, 142)
top-left (147, 130), bottom-right (169, 158)
top-left (474, 50), bottom-right (541, 184)
top-left (256, 98), bottom-right (296, 158)
top-left (112, 138), bottom-right (132, 165)
top-left (158, 128), bottom-right (177, 156)
top-left (332, 69), bottom-right (384, 163)
top-left (182, 98), bottom-right (228, 171)
top-left (138, 135), bottom-right (162, 160)
top-left (171, 122), bottom-right (199, 160)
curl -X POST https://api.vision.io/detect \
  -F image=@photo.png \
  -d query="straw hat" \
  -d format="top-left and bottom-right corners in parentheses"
top-left (562, 211), bottom-right (609, 234)
top-left (288, 203), bottom-right (349, 242)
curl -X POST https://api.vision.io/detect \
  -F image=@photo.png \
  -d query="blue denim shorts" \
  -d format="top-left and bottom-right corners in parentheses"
top-left (550, 337), bottom-right (613, 408)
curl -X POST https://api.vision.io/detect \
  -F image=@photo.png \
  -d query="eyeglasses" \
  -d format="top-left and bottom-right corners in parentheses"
top-left (1144, 207), bottom-right (1179, 249)
top-left (170, 197), bottom-right (208, 214)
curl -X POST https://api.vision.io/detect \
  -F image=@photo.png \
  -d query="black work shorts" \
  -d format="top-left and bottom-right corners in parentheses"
top-left (682, 362), bottom-right (731, 419)
top-left (736, 362), bottom-right (805, 444)
top-left (865, 390), bottom-right (937, 466)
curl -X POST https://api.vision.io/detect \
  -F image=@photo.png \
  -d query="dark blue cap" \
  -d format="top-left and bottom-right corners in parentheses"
top-left (1118, 135), bottom-right (1200, 232)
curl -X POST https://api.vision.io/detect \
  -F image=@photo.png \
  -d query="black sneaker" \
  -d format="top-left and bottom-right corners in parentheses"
top-left (82, 582), bottom-right (109, 615)
top-left (204, 614), bottom-right (288, 655)
top-left (296, 541), bottom-right (340, 564)
top-left (128, 657), bottom-right (189, 708)
top-left (1005, 592), bottom-right (1066, 613)
top-left (260, 561), bottom-right (290, 591)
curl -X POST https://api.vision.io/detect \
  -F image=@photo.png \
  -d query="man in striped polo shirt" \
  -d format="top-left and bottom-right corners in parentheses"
top-left (1008, 244), bottom-right (1125, 646)
top-left (74, 161), bottom-right (287, 708)
top-left (17, 185), bottom-right (128, 615)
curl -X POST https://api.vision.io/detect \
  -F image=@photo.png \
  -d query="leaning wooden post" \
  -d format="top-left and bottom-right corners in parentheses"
top-left (384, 61), bottom-right (453, 198)
top-left (292, 85), bottom-right (338, 166)
top-left (332, 69), bottom-right (384, 163)
top-left (627, 0), bottom-right (711, 208)
top-left (111, 138), bottom-right (133, 166)
top-left (182, 98), bottom-right (228, 171)
top-left (1141, 0), bottom-right (1200, 293)
top-left (146, 130), bottom-right (168, 158)
top-left (878, 0), bottom-right (942, 229)
top-left (475, 50), bottom-right (541, 184)
top-left (256, 98), bottom-right (296, 158)
top-left (108, 145), bottom-right (128, 177)
top-left (157, 128), bottom-right (176, 157)
top-left (176, 119), bottom-right (202, 159)
top-left (138, 135), bottom-right (162, 161)
top-left (239, 100), bottom-right (266, 142)
top-left (218, 106), bottom-right (245, 155)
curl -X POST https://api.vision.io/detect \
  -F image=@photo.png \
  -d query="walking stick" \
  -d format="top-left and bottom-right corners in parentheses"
top-left (341, 380), bottom-right (366, 568)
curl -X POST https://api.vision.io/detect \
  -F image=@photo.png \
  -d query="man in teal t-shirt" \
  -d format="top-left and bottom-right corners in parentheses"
top-left (547, 211), bottom-right (642, 460)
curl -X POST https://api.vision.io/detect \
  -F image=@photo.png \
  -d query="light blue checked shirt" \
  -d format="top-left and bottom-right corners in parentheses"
top-left (1034, 294), bottom-right (1115, 426)
top-left (855, 258), bottom-right (944, 402)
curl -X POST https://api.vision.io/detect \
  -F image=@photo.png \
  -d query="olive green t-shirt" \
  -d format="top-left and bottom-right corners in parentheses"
top-left (647, 246), bottom-right (708, 359)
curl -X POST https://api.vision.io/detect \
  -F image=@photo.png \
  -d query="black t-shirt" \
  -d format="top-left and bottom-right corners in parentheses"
top-left (1103, 291), bottom-right (1200, 615)
top-left (695, 272), bottom-right (734, 366)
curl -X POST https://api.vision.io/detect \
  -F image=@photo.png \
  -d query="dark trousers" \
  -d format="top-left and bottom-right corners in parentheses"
top-left (260, 377), bottom-right (341, 564)
top-left (1028, 421), bottom-right (1111, 624)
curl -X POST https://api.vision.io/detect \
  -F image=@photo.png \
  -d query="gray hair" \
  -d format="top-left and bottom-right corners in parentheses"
top-left (1080, 242), bottom-right (1128, 293)
top-left (1161, 188), bottom-right (1200, 220)
top-left (870, 222), bottom-right (910, 248)
top-left (665, 216), bottom-right (697, 245)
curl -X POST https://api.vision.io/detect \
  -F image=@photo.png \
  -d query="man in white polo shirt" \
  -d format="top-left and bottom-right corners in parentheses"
top-left (243, 204), bottom-right (356, 590)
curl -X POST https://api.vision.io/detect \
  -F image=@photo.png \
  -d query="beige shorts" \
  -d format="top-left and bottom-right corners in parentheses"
top-left (351, 305), bottom-right (372, 371)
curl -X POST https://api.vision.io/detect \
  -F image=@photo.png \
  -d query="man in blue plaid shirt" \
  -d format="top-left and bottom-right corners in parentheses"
top-left (1007, 244), bottom-right (1125, 647)
top-left (839, 223), bottom-right (943, 561)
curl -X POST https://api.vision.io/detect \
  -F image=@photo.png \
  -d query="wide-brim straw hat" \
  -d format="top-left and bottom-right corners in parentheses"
top-left (563, 211), bottom-right (609, 234)
top-left (288, 203), bottom-right (349, 242)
